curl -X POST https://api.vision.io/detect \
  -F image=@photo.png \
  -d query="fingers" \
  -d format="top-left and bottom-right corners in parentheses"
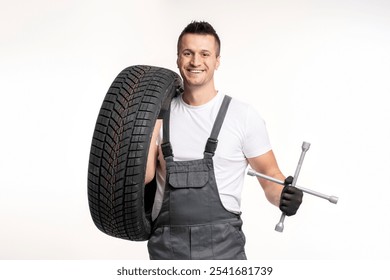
top-left (279, 186), bottom-right (303, 216)
top-left (284, 176), bottom-right (294, 185)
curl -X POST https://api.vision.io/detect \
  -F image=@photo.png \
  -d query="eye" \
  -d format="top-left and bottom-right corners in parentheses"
top-left (183, 51), bottom-right (191, 56)
top-left (202, 52), bottom-right (211, 57)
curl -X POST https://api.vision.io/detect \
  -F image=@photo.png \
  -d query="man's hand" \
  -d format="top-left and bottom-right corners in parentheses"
top-left (279, 176), bottom-right (303, 216)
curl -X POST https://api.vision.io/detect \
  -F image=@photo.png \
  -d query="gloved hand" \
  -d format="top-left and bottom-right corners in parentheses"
top-left (279, 176), bottom-right (303, 216)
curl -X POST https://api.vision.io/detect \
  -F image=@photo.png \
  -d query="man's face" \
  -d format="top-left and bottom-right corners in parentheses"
top-left (177, 34), bottom-right (220, 90)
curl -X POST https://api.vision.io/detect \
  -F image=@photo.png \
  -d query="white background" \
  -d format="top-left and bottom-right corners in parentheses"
top-left (0, 0), bottom-right (389, 262)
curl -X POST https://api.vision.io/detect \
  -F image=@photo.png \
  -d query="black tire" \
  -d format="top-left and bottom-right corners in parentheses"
top-left (88, 65), bottom-right (182, 241)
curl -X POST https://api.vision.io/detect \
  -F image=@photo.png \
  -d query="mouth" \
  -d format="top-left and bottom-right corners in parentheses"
top-left (187, 69), bottom-right (205, 74)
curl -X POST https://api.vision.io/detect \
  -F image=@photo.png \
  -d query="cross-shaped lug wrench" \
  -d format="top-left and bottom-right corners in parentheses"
top-left (247, 141), bottom-right (339, 232)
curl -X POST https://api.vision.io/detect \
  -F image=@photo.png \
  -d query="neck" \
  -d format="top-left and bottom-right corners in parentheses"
top-left (182, 84), bottom-right (218, 106)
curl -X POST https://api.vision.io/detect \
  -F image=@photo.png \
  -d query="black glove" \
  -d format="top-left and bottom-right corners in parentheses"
top-left (279, 176), bottom-right (303, 216)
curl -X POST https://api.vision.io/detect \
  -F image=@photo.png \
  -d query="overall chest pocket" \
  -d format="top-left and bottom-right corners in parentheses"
top-left (167, 160), bottom-right (212, 189)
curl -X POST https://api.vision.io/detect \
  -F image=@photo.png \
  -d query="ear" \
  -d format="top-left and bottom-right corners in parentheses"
top-left (215, 55), bottom-right (221, 70)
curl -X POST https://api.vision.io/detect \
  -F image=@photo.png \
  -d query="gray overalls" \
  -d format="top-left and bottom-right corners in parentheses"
top-left (147, 95), bottom-right (247, 260)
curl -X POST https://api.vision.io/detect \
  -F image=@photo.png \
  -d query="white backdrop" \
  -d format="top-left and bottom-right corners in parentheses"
top-left (0, 0), bottom-right (389, 260)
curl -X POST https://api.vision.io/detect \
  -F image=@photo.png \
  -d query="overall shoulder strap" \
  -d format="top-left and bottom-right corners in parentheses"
top-left (204, 95), bottom-right (232, 158)
top-left (161, 103), bottom-right (174, 162)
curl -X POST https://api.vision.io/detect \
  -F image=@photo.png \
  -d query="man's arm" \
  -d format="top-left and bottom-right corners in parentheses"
top-left (144, 119), bottom-right (162, 184)
top-left (248, 150), bottom-right (303, 216)
top-left (247, 150), bottom-right (285, 207)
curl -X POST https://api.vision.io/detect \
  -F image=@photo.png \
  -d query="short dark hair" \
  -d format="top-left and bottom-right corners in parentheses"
top-left (177, 21), bottom-right (221, 56)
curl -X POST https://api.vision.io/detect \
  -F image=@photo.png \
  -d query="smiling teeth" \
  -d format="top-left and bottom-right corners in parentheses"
top-left (189, 70), bottom-right (203, 73)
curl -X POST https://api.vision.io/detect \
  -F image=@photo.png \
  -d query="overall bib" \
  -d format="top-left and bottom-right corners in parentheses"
top-left (147, 95), bottom-right (247, 260)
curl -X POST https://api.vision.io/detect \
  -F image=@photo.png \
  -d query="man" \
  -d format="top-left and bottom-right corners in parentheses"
top-left (145, 21), bottom-right (303, 260)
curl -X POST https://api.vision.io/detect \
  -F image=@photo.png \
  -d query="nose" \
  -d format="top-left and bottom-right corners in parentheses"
top-left (190, 53), bottom-right (201, 66)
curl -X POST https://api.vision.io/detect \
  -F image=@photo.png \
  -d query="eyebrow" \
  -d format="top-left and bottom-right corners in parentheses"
top-left (181, 49), bottom-right (212, 54)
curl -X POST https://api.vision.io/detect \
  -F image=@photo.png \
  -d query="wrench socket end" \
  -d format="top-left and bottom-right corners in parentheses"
top-left (275, 222), bottom-right (284, 232)
top-left (302, 141), bottom-right (311, 151)
top-left (329, 196), bottom-right (339, 204)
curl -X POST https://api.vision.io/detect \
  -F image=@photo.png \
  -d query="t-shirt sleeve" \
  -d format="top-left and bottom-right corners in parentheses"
top-left (242, 105), bottom-right (272, 158)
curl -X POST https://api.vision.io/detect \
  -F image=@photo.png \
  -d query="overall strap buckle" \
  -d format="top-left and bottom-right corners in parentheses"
top-left (161, 142), bottom-right (174, 160)
top-left (204, 138), bottom-right (218, 158)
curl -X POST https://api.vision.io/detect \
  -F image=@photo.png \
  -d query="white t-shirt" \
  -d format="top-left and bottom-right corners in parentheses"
top-left (152, 92), bottom-right (271, 220)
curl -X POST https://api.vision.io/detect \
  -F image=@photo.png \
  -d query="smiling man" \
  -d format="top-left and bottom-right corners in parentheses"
top-left (176, 29), bottom-right (220, 105)
top-left (145, 21), bottom-right (303, 260)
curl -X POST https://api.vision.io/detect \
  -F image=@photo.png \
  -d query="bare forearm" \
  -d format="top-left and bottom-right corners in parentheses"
top-left (247, 150), bottom-right (285, 207)
top-left (144, 120), bottom-right (162, 184)
top-left (258, 171), bottom-right (285, 206)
